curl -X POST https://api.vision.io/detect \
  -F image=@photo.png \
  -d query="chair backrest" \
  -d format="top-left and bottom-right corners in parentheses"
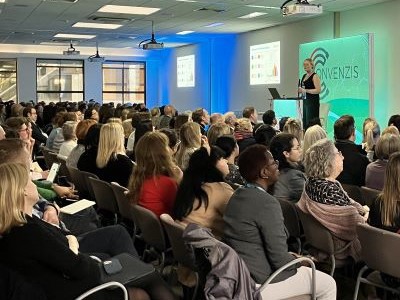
top-left (341, 184), bottom-right (363, 205)
top-left (80, 170), bottom-right (99, 200)
top-left (296, 207), bottom-right (335, 255)
top-left (57, 156), bottom-right (71, 182)
top-left (360, 186), bottom-right (380, 206)
top-left (88, 177), bottom-right (119, 214)
top-left (160, 214), bottom-right (196, 269)
top-left (279, 199), bottom-right (301, 238)
top-left (110, 182), bottom-right (134, 221)
top-left (131, 205), bottom-right (167, 252)
top-left (42, 147), bottom-right (57, 169)
top-left (66, 166), bottom-right (88, 198)
top-left (357, 223), bottom-right (400, 278)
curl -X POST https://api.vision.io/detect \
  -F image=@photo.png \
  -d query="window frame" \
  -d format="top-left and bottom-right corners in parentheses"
top-left (0, 59), bottom-right (18, 101)
top-left (102, 60), bottom-right (146, 105)
top-left (36, 58), bottom-right (84, 103)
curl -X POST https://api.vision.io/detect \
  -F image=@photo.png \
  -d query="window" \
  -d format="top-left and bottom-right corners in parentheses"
top-left (103, 61), bottom-right (145, 105)
top-left (0, 60), bottom-right (17, 101)
top-left (36, 59), bottom-right (84, 103)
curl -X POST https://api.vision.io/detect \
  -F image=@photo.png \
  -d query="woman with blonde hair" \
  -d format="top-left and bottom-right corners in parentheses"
top-left (128, 131), bottom-right (182, 216)
top-left (0, 163), bottom-right (176, 300)
top-left (95, 122), bottom-right (134, 187)
top-left (175, 122), bottom-right (203, 170)
top-left (283, 118), bottom-right (303, 145)
top-left (234, 118), bottom-right (256, 153)
top-left (207, 123), bottom-right (232, 145)
top-left (302, 124), bottom-right (327, 156)
top-left (382, 125), bottom-right (400, 136)
top-left (362, 118), bottom-right (380, 161)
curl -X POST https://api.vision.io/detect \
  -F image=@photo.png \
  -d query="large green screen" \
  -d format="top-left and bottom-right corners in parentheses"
top-left (299, 34), bottom-right (372, 143)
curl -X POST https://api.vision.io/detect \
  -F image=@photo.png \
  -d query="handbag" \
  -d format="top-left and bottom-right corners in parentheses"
top-left (99, 253), bottom-right (155, 286)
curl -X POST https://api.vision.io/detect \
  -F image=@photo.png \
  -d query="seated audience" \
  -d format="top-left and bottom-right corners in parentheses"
top-left (5, 117), bottom-right (35, 156)
top-left (47, 112), bottom-right (78, 152)
top-left (215, 135), bottom-right (246, 186)
top-left (23, 106), bottom-right (47, 157)
top-left (298, 139), bottom-right (369, 261)
top-left (262, 110), bottom-right (277, 127)
top-left (173, 146), bottom-right (233, 238)
top-left (382, 125), bottom-right (400, 136)
top-left (128, 131), bottom-right (182, 217)
top-left (158, 105), bottom-right (174, 129)
top-left (175, 122), bottom-right (202, 170)
top-left (207, 123), bottom-right (231, 145)
top-left (369, 151), bottom-right (400, 287)
top-left (150, 106), bottom-right (161, 128)
top-left (58, 121), bottom-right (78, 160)
top-left (234, 118), bottom-right (256, 153)
top-left (365, 133), bottom-right (400, 190)
top-left (0, 163), bottom-right (176, 300)
top-left (83, 107), bottom-right (99, 122)
top-left (302, 124), bottom-right (327, 156)
top-left (224, 111), bottom-right (237, 131)
top-left (334, 115), bottom-right (369, 186)
top-left (223, 144), bottom-right (336, 299)
top-left (362, 118), bottom-right (380, 162)
top-left (77, 124), bottom-right (102, 175)
top-left (210, 113), bottom-right (224, 125)
top-left (67, 119), bottom-right (96, 168)
top-left (270, 133), bottom-right (306, 203)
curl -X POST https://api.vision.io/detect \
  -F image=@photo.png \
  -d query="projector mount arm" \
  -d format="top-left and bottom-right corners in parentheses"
top-left (280, 0), bottom-right (310, 10)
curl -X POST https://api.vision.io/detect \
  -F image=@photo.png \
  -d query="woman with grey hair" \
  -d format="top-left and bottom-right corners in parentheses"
top-left (297, 138), bottom-right (369, 262)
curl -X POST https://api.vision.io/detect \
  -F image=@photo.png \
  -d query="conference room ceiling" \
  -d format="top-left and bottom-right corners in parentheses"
top-left (0, 0), bottom-right (392, 49)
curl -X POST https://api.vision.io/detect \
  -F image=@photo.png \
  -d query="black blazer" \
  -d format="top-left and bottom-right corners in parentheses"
top-left (335, 140), bottom-right (369, 186)
top-left (0, 216), bottom-right (100, 300)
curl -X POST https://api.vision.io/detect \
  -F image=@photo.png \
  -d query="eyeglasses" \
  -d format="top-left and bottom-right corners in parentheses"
top-left (268, 160), bottom-right (279, 167)
top-left (19, 127), bottom-right (29, 132)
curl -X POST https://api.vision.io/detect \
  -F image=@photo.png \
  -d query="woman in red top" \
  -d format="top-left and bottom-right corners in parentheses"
top-left (128, 131), bottom-right (182, 216)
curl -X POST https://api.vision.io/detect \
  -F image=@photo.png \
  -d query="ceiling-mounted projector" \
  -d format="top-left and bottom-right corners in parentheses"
top-left (281, 0), bottom-right (322, 16)
top-left (88, 42), bottom-right (105, 63)
top-left (63, 42), bottom-right (80, 55)
top-left (139, 21), bottom-right (164, 50)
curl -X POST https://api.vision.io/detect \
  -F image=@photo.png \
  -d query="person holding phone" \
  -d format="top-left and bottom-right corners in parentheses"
top-left (299, 58), bottom-right (321, 129)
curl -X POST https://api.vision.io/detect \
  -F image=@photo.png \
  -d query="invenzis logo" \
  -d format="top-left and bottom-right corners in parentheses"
top-left (310, 47), bottom-right (360, 100)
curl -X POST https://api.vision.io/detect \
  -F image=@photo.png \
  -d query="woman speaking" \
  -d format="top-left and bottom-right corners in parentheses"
top-left (299, 58), bottom-right (321, 129)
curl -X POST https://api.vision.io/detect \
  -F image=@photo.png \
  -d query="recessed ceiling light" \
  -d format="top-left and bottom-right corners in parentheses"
top-left (98, 5), bottom-right (160, 15)
top-left (246, 5), bottom-right (280, 9)
top-left (0, 0), bottom-right (6, 3)
top-left (176, 0), bottom-right (198, 2)
top-left (54, 33), bottom-right (96, 39)
top-left (176, 30), bottom-right (194, 35)
top-left (72, 22), bottom-right (123, 29)
top-left (204, 22), bottom-right (224, 28)
top-left (238, 12), bottom-right (268, 19)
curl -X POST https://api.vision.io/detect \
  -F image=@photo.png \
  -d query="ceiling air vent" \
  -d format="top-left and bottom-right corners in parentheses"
top-left (88, 16), bottom-right (133, 24)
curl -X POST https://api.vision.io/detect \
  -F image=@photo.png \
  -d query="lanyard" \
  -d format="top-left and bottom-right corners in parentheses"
top-left (245, 183), bottom-right (266, 193)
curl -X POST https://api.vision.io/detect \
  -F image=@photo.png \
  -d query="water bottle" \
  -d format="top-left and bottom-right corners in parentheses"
top-left (301, 83), bottom-right (306, 100)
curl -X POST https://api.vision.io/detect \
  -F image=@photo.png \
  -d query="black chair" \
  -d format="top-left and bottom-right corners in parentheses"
top-left (342, 184), bottom-right (363, 205)
top-left (279, 199), bottom-right (302, 254)
top-left (88, 177), bottom-right (119, 224)
top-left (360, 186), bottom-right (380, 207)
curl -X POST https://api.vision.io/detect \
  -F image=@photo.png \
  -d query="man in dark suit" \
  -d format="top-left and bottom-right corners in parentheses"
top-left (23, 106), bottom-right (47, 156)
top-left (334, 115), bottom-right (369, 186)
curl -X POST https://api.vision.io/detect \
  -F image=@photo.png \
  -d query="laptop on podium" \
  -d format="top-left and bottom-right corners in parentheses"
top-left (268, 88), bottom-right (282, 99)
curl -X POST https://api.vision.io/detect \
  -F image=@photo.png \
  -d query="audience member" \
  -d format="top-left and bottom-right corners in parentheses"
top-left (253, 123), bottom-right (277, 147)
top-left (302, 124), bottom-right (327, 156)
top-left (58, 121), bottom-right (78, 160)
top-left (234, 118), bottom-right (256, 153)
top-left (128, 132), bottom-right (182, 217)
top-left (365, 133), bottom-right (400, 190)
top-left (242, 106), bottom-right (258, 127)
top-left (77, 124), bottom-right (102, 175)
top-left (224, 144), bottom-right (336, 299)
top-left (67, 119), bottom-right (96, 168)
top-left (382, 125), bottom-right (400, 136)
top-left (173, 146), bottom-right (233, 238)
top-left (262, 110), bottom-right (277, 127)
top-left (210, 113), bottom-right (224, 125)
top-left (270, 133), bottom-right (306, 203)
top-left (334, 115), bottom-right (369, 186)
top-left (362, 118), bottom-right (380, 161)
top-left (279, 116), bottom-right (289, 132)
top-left (158, 105), bottom-right (175, 129)
top-left (192, 108), bottom-right (210, 135)
top-left (224, 111), bottom-right (237, 130)
top-left (175, 122), bottom-right (203, 170)
top-left (283, 118), bottom-right (303, 145)
top-left (23, 106), bottom-right (47, 156)
top-left (159, 128), bottom-right (180, 155)
top-left (207, 123), bottom-right (231, 145)
top-left (298, 139), bottom-right (368, 261)
top-left (388, 114), bottom-right (400, 132)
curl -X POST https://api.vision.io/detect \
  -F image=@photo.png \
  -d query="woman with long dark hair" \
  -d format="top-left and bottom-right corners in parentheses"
top-left (173, 146), bottom-right (233, 238)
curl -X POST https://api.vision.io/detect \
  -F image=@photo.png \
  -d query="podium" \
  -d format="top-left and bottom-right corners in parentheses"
top-left (269, 97), bottom-right (303, 122)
